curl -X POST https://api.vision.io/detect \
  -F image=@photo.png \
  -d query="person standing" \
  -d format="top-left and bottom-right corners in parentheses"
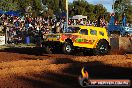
top-left (56, 21), bottom-right (60, 33)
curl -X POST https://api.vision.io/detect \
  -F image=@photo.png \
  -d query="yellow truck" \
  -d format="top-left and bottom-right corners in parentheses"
top-left (42, 25), bottom-right (111, 55)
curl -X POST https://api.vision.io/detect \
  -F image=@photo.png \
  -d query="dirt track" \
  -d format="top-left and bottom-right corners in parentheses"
top-left (0, 47), bottom-right (132, 88)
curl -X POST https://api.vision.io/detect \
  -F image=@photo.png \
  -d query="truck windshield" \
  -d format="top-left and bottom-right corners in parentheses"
top-left (66, 27), bottom-right (80, 33)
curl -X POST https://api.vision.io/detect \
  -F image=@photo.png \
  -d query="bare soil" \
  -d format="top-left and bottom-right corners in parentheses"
top-left (0, 47), bottom-right (132, 88)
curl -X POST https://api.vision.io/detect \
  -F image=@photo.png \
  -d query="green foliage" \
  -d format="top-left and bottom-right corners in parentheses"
top-left (126, 5), bottom-right (132, 23)
top-left (0, 0), bottom-right (42, 16)
top-left (0, 0), bottom-right (108, 20)
top-left (114, 0), bottom-right (132, 23)
top-left (0, 0), bottom-right (19, 11)
top-left (69, 0), bottom-right (107, 21)
top-left (2, 0), bottom-right (131, 24)
top-left (42, 0), bottom-right (66, 14)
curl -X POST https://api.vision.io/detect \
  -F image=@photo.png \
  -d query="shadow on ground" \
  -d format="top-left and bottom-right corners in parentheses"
top-left (1, 47), bottom-right (131, 57)
top-left (0, 47), bottom-right (47, 56)
top-left (16, 58), bottom-right (132, 88)
top-left (0, 47), bottom-right (94, 56)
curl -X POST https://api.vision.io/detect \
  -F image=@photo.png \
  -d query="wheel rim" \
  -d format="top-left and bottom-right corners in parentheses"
top-left (65, 45), bottom-right (72, 52)
top-left (99, 44), bottom-right (108, 54)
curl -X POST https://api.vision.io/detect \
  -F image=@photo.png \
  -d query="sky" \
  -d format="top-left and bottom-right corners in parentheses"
top-left (69, 0), bottom-right (114, 13)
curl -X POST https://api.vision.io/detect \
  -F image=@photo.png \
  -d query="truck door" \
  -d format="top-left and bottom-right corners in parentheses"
top-left (74, 29), bottom-right (97, 48)
top-left (88, 29), bottom-right (98, 48)
top-left (74, 29), bottom-right (89, 48)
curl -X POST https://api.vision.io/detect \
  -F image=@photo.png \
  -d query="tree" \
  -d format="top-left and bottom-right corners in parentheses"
top-left (42, 0), bottom-right (66, 17)
top-left (0, 0), bottom-right (66, 17)
top-left (68, 0), bottom-right (107, 21)
top-left (0, 0), bottom-right (19, 11)
top-left (114, 0), bottom-right (132, 23)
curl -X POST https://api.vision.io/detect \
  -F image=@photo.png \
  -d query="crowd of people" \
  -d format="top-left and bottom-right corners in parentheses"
top-left (68, 18), bottom-right (108, 28)
top-left (0, 13), bottom-right (109, 45)
top-left (0, 14), bottom-right (67, 44)
top-left (1, 13), bottom-right (130, 45)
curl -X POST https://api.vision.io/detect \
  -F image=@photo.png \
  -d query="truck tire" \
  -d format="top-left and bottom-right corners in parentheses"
top-left (45, 45), bottom-right (53, 54)
top-left (62, 42), bottom-right (73, 54)
top-left (94, 40), bottom-right (109, 55)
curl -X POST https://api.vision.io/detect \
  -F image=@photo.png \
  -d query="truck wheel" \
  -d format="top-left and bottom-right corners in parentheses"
top-left (94, 40), bottom-right (109, 55)
top-left (62, 42), bottom-right (73, 54)
top-left (45, 45), bottom-right (53, 54)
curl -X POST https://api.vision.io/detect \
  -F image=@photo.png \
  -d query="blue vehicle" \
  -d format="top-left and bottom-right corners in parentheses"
top-left (108, 14), bottom-right (132, 36)
top-left (108, 25), bottom-right (132, 36)
top-left (123, 27), bottom-right (132, 36)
